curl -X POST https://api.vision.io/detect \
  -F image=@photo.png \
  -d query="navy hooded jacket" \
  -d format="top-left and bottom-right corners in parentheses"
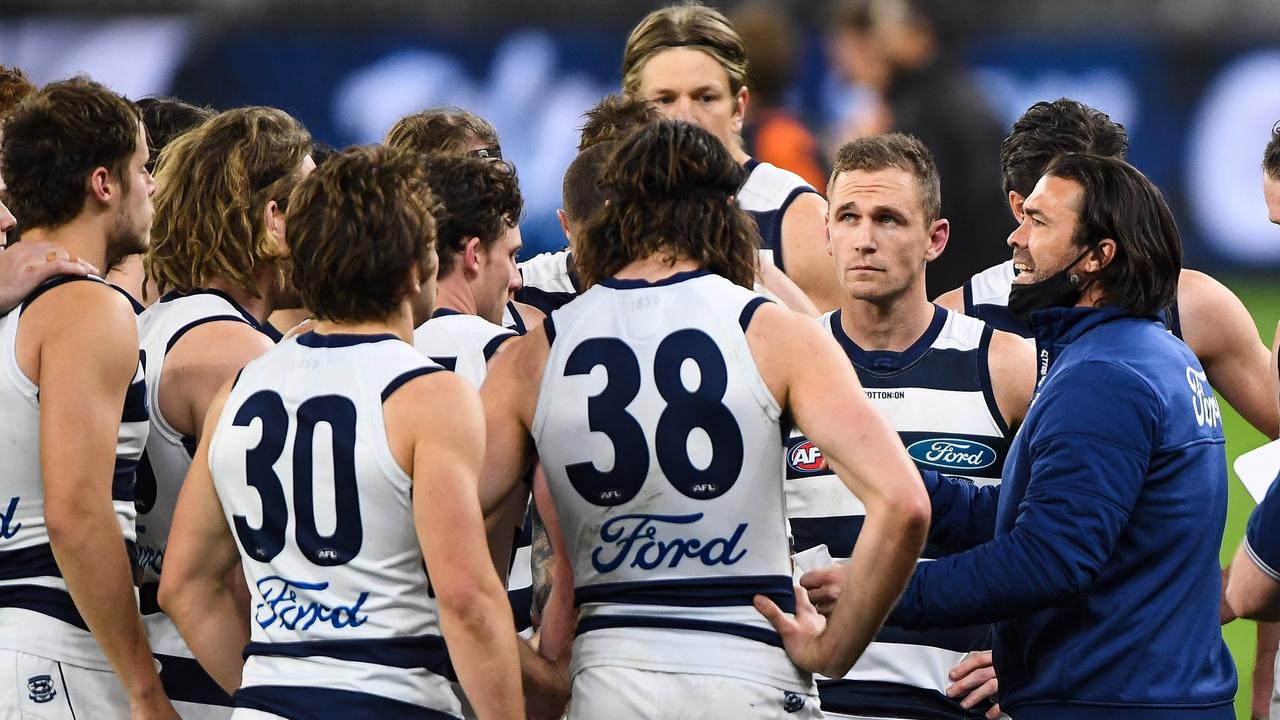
top-left (889, 306), bottom-right (1236, 719)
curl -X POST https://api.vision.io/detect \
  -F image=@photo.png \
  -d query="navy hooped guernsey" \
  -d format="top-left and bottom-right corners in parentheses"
top-left (0, 275), bottom-right (149, 670)
top-left (535, 270), bottom-right (817, 695)
top-left (209, 331), bottom-right (461, 719)
top-left (136, 288), bottom-right (278, 712)
top-left (786, 306), bottom-right (1012, 719)
top-left (739, 159), bottom-right (820, 272)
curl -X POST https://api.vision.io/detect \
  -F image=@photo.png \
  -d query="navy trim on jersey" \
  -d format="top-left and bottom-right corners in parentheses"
top-left (158, 288), bottom-right (266, 329)
top-left (505, 301), bottom-right (528, 335)
top-left (156, 653), bottom-right (233, 706)
top-left (0, 543), bottom-right (62, 580)
top-left (243, 634), bottom-right (454, 678)
top-left (875, 624), bottom-right (992, 654)
top-left (235, 685), bottom-right (462, 720)
top-left (483, 332), bottom-right (517, 362)
top-left (1164, 302), bottom-right (1183, 340)
top-left (19, 275), bottom-right (100, 315)
top-left (163, 315), bottom-right (253, 354)
top-left (108, 283), bottom-right (146, 314)
top-left (792, 515), bottom-right (861, 558)
top-left (515, 286), bottom-right (579, 315)
top-left (977, 325), bottom-right (1010, 437)
top-left (598, 269), bottom-right (710, 290)
top-left (295, 331), bottom-right (400, 348)
top-left (0, 585), bottom-right (87, 630)
top-left (543, 315), bottom-right (556, 347)
top-left (962, 279), bottom-right (976, 317)
top-left (139, 581), bottom-right (161, 616)
top-left (575, 575), bottom-right (795, 613)
top-left (121, 376), bottom-right (150, 422)
top-left (831, 306), bottom-right (947, 372)
top-left (112, 457), bottom-right (138, 501)
top-left (508, 585), bottom-right (533, 632)
top-left (817, 678), bottom-right (988, 720)
top-left (576, 614), bottom-right (783, 648)
top-left (849, 350), bottom-right (1001, 392)
top-left (381, 366), bottom-right (443, 403)
top-left (431, 307), bottom-right (463, 319)
top-left (738, 296), bottom-right (772, 331)
top-left (971, 302), bottom-right (1030, 337)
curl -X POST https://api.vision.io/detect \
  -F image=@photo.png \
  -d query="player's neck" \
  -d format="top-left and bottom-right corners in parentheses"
top-left (19, 219), bottom-right (110, 275)
top-left (433, 276), bottom-right (479, 318)
top-left (204, 277), bottom-right (272, 324)
top-left (313, 308), bottom-right (414, 345)
top-left (840, 287), bottom-right (936, 353)
top-left (611, 254), bottom-right (702, 282)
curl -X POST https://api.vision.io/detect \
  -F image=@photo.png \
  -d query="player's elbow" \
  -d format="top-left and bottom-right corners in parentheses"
top-left (885, 477), bottom-right (932, 547)
top-left (435, 574), bottom-right (509, 628)
top-left (43, 494), bottom-right (105, 550)
top-left (1226, 577), bottom-right (1280, 622)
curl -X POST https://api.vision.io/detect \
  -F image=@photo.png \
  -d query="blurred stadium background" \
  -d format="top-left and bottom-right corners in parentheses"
top-left (2, 0), bottom-right (1278, 715)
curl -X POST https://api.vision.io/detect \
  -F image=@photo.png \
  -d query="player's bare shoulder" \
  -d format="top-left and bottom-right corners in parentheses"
top-left (987, 326), bottom-right (1036, 430)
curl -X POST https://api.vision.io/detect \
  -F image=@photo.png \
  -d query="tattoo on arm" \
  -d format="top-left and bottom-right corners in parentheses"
top-left (530, 504), bottom-right (554, 625)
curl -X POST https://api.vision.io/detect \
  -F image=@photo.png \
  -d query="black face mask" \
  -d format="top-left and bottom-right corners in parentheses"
top-left (1007, 245), bottom-right (1094, 322)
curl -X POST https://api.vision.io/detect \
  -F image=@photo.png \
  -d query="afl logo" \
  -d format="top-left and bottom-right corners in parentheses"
top-left (906, 438), bottom-right (997, 471)
top-left (788, 441), bottom-right (825, 472)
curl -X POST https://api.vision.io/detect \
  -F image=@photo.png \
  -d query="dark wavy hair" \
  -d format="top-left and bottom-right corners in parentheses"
top-left (1000, 99), bottom-right (1128, 199)
top-left (579, 93), bottom-right (660, 151)
top-left (419, 154), bottom-right (523, 279)
top-left (0, 65), bottom-right (36, 120)
top-left (576, 119), bottom-right (758, 288)
top-left (288, 145), bottom-right (438, 323)
top-left (1, 77), bottom-right (142, 231)
top-left (135, 96), bottom-right (215, 174)
top-left (1045, 153), bottom-right (1180, 316)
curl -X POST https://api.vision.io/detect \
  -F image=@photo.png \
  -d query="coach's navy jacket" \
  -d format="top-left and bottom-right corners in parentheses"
top-left (889, 306), bottom-right (1237, 719)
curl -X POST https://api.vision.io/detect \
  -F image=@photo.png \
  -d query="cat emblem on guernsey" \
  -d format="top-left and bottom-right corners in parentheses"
top-left (591, 513), bottom-right (748, 573)
top-left (27, 675), bottom-right (56, 704)
top-left (906, 438), bottom-right (997, 471)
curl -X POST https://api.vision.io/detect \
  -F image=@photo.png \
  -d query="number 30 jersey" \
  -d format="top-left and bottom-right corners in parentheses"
top-left (208, 331), bottom-right (459, 719)
top-left (533, 269), bottom-right (812, 694)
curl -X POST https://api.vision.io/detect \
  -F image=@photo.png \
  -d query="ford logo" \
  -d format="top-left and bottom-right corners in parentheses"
top-left (906, 438), bottom-right (997, 471)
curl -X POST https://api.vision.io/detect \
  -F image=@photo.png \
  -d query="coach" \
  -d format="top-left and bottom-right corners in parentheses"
top-left (869, 153), bottom-right (1237, 719)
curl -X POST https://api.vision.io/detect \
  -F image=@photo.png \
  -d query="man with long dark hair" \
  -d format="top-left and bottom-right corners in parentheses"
top-left (478, 119), bottom-right (929, 719)
top-left (785, 153), bottom-right (1236, 719)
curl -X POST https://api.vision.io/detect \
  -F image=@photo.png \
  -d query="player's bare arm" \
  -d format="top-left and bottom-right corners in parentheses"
top-left (757, 257), bottom-right (820, 317)
top-left (394, 370), bottom-right (524, 719)
top-left (26, 281), bottom-right (176, 718)
top-left (1227, 542), bottom-right (1280, 621)
top-left (159, 321), bottom-right (275, 440)
top-left (158, 379), bottom-right (249, 694)
top-left (1177, 269), bottom-right (1279, 439)
top-left (478, 328), bottom-right (548, 522)
top-left (749, 302), bottom-right (930, 677)
top-left (989, 329), bottom-right (1036, 432)
top-left (780, 192), bottom-right (842, 312)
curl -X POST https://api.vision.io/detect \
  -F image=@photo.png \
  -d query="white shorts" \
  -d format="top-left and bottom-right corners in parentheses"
top-left (0, 648), bottom-right (129, 720)
top-left (569, 665), bottom-right (824, 720)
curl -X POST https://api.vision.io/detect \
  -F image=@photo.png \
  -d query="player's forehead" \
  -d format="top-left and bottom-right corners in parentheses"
top-left (637, 47), bottom-right (732, 95)
top-left (829, 167), bottom-right (921, 213)
top-left (1023, 174), bottom-right (1082, 220)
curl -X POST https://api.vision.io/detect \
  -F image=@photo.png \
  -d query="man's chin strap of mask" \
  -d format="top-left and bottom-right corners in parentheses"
top-left (1007, 243), bottom-right (1098, 322)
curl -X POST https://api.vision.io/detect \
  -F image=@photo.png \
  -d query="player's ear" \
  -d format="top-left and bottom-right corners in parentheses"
top-left (557, 209), bottom-right (573, 242)
top-left (924, 218), bottom-right (950, 262)
top-left (87, 166), bottom-right (113, 205)
top-left (463, 236), bottom-right (482, 276)
top-left (733, 86), bottom-right (749, 134)
top-left (264, 199), bottom-right (286, 248)
top-left (1083, 238), bottom-right (1116, 275)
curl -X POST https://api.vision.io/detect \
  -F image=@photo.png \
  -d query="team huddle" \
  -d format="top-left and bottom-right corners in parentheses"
top-left (3, 4), bottom-right (1280, 720)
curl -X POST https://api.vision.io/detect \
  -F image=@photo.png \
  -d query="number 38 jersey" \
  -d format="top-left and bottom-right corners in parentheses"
top-left (208, 332), bottom-right (459, 719)
top-left (533, 269), bottom-right (813, 694)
